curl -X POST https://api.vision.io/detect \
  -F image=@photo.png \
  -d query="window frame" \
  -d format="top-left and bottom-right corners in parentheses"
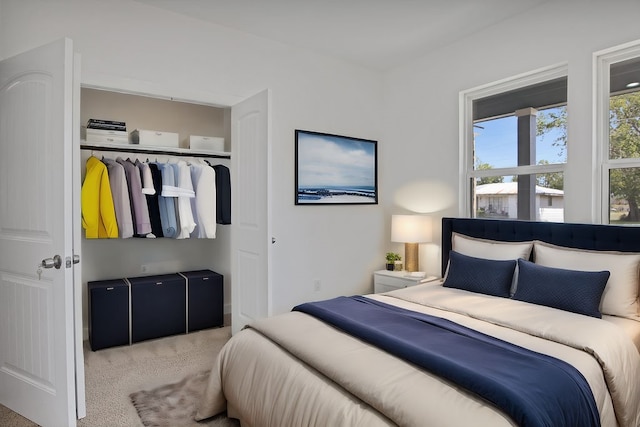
top-left (594, 39), bottom-right (640, 224)
top-left (459, 63), bottom-right (568, 218)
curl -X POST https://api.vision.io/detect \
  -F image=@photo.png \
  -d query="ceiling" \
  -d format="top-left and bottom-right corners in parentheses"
top-left (133, 0), bottom-right (550, 71)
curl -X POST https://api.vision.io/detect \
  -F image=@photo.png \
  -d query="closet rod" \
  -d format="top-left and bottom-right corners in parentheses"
top-left (80, 143), bottom-right (231, 159)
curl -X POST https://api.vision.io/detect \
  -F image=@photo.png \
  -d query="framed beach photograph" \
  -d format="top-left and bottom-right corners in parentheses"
top-left (295, 129), bottom-right (378, 205)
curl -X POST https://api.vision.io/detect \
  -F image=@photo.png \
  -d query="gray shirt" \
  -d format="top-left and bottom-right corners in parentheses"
top-left (102, 158), bottom-right (134, 238)
top-left (117, 157), bottom-right (152, 236)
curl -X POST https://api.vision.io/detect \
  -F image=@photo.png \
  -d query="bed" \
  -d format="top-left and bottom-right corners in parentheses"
top-left (196, 217), bottom-right (640, 426)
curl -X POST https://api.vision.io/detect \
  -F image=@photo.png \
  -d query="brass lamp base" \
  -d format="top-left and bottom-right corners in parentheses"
top-left (404, 242), bottom-right (419, 272)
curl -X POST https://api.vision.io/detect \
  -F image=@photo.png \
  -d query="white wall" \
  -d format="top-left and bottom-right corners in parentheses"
top-left (4, 0), bottom-right (640, 323)
top-left (0, 0), bottom-right (385, 320)
top-left (383, 0), bottom-right (640, 274)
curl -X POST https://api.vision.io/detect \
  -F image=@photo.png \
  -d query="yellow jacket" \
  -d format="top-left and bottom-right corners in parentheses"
top-left (82, 156), bottom-right (119, 238)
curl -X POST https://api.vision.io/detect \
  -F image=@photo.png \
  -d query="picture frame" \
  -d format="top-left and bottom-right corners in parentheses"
top-left (295, 129), bottom-right (378, 205)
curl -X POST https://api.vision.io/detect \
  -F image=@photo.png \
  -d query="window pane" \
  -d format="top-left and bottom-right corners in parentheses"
top-left (609, 92), bottom-right (640, 160)
top-left (536, 106), bottom-right (567, 164)
top-left (474, 116), bottom-right (517, 169)
top-left (609, 168), bottom-right (640, 224)
top-left (466, 67), bottom-right (568, 221)
top-left (605, 55), bottom-right (640, 224)
top-left (473, 174), bottom-right (564, 222)
top-left (474, 176), bottom-right (513, 218)
top-left (474, 106), bottom-right (566, 170)
top-left (535, 172), bottom-right (564, 222)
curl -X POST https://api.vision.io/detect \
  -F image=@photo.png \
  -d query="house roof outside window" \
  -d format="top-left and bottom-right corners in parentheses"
top-left (476, 182), bottom-right (564, 196)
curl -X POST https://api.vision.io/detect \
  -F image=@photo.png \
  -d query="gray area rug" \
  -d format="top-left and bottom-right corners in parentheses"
top-left (130, 370), bottom-right (239, 427)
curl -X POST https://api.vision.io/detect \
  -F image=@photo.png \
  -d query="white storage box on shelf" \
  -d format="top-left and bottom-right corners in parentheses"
top-left (130, 129), bottom-right (179, 148)
top-left (85, 128), bottom-right (129, 144)
top-left (189, 135), bottom-right (225, 152)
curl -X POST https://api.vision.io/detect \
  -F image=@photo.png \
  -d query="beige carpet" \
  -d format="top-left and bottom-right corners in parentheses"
top-left (0, 404), bottom-right (35, 427)
top-left (1, 326), bottom-right (235, 427)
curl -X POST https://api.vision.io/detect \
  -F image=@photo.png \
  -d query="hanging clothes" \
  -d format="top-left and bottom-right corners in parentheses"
top-left (189, 163), bottom-right (202, 238)
top-left (137, 160), bottom-right (163, 238)
top-left (156, 162), bottom-right (178, 238)
top-left (190, 160), bottom-right (217, 238)
top-left (102, 158), bottom-right (134, 238)
top-left (173, 160), bottom-right (196, 239)
top-left (213, 164), bottom-right (231, 224)
top-left (81, 156), bottom-right (119, 238)
top-left (117, 157), bottom-right (152, 237)
top-left (137, 160), bottom-right (156, 195)
top-left (82, 149), bottom-right (230, 240)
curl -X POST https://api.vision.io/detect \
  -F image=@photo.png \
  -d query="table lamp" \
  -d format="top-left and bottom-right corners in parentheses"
top-left (391, 215), bottom-right (432, 272)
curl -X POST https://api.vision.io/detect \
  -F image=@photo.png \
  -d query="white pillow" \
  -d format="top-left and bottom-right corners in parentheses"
top-left (533, 240), bottom-right (640, 320)
top-left (450, 233), bottom-right (533, 295)
top-left (452, 233), bottom-right (533, 260)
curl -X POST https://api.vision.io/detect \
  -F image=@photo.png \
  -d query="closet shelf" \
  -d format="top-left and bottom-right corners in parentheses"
top-left (80, 140), bottom-right (231, 159)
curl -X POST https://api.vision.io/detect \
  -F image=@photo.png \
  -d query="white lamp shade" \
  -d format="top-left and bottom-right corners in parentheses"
top-left (391, 215), bottom-right (432, 243)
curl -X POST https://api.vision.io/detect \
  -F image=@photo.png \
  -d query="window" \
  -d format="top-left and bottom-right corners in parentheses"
top-left (596, 42), bottom-right (640, 224)
top-left (460, 64), bottom-right (568, 222)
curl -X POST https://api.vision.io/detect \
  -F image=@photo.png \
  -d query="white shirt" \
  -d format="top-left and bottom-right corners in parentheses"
top-left (190, 161), bottom-right (217, 239)
top-left (174, 160), bottom-right (196, 239)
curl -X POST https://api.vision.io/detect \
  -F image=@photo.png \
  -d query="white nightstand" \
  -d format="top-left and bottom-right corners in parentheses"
top-left (373, 270), bottom-right (440, 293)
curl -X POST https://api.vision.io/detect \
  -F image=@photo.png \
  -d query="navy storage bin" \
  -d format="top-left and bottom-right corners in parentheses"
top-left (180, 270), bottom-right (224, 332)
top-left (129, 273), bottom-right (186, 343)
top-left (88, 279), bottom-right (130, 351)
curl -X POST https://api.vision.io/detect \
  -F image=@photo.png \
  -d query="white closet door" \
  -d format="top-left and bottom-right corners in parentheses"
top-left (231, 89), bottom-right (271, 334)
top-left (0, 38), bottom-right (80, 426)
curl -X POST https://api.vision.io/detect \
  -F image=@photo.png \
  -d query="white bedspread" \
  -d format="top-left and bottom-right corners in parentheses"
top-left (197, 283), bottom-right (640, 427)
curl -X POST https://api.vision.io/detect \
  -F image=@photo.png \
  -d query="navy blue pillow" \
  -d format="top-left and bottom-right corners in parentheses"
top-left (443, 251), bottom-right (516, 297)
top-left (513, 259), bottom-right (609, 318)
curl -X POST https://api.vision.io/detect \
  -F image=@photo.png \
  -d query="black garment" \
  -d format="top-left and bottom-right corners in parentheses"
top-left (212, 164), bottom-right (231, 224)
top-left (146, 163), bottom-right (164, 237)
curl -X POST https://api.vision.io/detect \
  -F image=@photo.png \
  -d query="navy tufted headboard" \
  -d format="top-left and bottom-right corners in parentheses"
top-left (441, 217), bottom-right (640, 276)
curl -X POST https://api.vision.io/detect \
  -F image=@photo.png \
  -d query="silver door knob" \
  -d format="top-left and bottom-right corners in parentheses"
top-left (41, 255), bottom-right (62, 270)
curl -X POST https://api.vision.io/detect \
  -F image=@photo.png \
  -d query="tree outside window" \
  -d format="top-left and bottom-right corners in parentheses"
top-left (608, 92), bottom-right (640, 223)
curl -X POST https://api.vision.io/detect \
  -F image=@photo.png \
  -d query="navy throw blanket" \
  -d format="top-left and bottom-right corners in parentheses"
top-left (293, 296), bottom-right (600, 427)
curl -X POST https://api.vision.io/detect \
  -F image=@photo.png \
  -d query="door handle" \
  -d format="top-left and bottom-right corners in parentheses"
top-left (41, 255), bottom-right (62, 270)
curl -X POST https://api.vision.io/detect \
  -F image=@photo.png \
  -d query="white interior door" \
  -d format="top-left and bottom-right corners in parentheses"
top-left (72, 52), bottom-right (86, 420)
top-left (231, 89), bottom-right (271, 334)
top-left (0, 38), bottom-right (79, 427)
